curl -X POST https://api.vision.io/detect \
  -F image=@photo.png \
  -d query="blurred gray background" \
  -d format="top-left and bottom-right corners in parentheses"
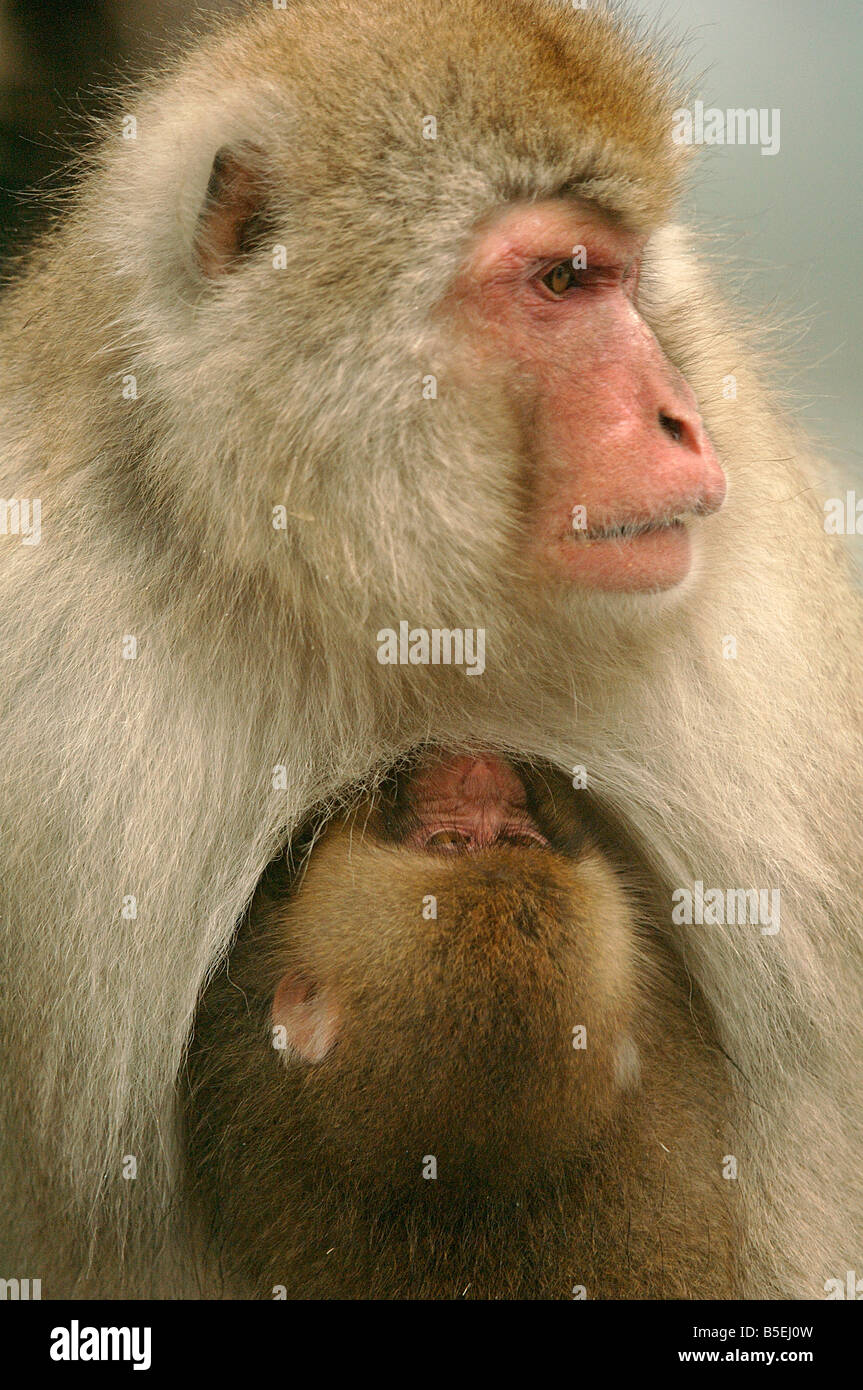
top-left (638, 0), bottom-right (862, 497)
top-left (1, 0), bottom-right (859, 490)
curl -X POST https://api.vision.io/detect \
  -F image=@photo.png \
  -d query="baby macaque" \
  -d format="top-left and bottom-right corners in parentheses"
top-left (185, 753), bottom-right (737, 1299)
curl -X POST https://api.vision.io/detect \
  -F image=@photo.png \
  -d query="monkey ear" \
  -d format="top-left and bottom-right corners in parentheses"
top-left (272, 973), bottom-right (340, 1065)
top-left (193, 144), bottom-right (271, 278)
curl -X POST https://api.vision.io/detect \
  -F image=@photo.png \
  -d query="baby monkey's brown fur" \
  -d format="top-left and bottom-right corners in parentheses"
top-left (185, 763), bottom-right (737, 1299)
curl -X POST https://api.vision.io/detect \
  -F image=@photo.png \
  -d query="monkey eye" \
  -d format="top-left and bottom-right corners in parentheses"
top-left (425, 828), bottom-right (472, 849)
top-left (540, 260), bottom-right (579, 297)
top-left (500, 832), bottom-right (543, 848)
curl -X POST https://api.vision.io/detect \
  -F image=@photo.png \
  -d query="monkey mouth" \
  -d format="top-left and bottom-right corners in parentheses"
top-left (577, 515), bottom-right (687, 543)
top-left (552, 510), bottom-right (699, 591)
top-left (400, 753), bottom-right (549, 854)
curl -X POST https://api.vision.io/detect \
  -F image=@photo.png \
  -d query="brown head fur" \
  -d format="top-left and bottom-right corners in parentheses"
top-left (185, 766), bottom-right (738, 1299)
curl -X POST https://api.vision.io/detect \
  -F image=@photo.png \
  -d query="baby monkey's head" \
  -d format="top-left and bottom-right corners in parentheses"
top-left (185, 753), bottom-right (733, 1299)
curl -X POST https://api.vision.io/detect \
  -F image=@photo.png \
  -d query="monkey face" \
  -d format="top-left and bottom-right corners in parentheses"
top-left (258, 754), bottom-right (642, 1188)
top-left (447, 201), bottom-right (727, 594)
top-left (180, 10), bottom-right (728, 614)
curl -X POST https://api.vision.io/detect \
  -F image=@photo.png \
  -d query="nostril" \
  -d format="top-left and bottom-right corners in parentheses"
top-left (659, 411), bottom-right (684, 443)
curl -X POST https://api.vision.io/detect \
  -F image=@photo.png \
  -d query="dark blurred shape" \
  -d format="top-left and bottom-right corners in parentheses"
top-left (0, 1), bottom-right (240, 266)
top-left (0, 0), bottom-right (121, 263)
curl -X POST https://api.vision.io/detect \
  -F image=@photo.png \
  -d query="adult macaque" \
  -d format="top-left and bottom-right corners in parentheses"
top-left (186, 753), bottom-right (737, 1299)
top-left (0, 0), bottom-right (860, 1299)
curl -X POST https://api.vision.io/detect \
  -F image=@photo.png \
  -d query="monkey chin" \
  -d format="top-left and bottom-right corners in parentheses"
top-left (554, 517), bottom-right (709, 633)
top-left (266, 829), bottom-right (640, 1191)
top-left (556, 520), bottom-right (694, 592)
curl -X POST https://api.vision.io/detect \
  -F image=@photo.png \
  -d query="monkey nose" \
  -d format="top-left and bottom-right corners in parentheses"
top-left (656, 403), bottom-right (727, 515)
top-left (657, 401), bottom-right (713, 454)
top-left (658, 410), bottom-right (686, 444)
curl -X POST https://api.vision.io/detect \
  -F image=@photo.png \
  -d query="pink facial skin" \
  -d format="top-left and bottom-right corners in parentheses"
top-left (404, 754), bottom-right (548, 852)
top-left (451, 201), bottom-right (727, 592)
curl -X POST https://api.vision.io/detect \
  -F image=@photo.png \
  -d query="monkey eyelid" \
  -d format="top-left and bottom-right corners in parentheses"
top-left (530, 259), bottom-right (625, 301)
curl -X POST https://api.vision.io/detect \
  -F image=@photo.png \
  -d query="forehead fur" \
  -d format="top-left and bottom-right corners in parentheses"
top-left (191, 0), bottom-right (684, 231)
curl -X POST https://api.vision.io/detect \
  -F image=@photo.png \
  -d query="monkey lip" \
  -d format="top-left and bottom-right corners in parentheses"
top-left (576, 515), bottom-right (687, 542)
top-left (557, 516), bottom-right (693, 591)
